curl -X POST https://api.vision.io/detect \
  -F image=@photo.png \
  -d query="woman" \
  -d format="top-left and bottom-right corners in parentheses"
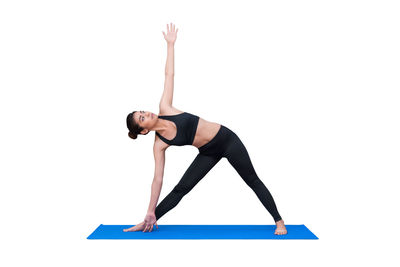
top-left (124, 23), bottom-right (287, 235)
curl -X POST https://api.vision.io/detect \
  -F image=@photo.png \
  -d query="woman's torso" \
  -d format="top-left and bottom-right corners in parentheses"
top-left (156, 106), bottom-right (221, 149)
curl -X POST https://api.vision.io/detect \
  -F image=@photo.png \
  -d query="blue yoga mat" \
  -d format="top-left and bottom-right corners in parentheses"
top-left (87, 224), bottom-right (318, 240)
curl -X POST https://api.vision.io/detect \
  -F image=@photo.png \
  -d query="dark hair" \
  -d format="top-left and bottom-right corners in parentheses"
top-left (126, 111), bottom-right (145, 140)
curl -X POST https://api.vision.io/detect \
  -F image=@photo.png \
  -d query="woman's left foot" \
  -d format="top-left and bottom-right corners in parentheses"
top-left (275, 219), bottom-right (288, 235)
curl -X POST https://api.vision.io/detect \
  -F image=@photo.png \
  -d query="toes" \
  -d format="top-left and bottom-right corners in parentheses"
top-left (275, 228), bottom-right (287, 235)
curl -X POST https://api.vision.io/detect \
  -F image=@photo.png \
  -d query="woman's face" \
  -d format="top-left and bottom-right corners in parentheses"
top-left (134, 110), bottom-right (157, 134)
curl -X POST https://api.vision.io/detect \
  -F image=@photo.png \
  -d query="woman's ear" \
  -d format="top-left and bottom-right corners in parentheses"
top-left (140, 129), bottom-right (149, 135)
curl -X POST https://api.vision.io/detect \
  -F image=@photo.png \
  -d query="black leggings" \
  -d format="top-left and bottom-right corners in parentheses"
top-left (155, 125), bottom-right (282, 222)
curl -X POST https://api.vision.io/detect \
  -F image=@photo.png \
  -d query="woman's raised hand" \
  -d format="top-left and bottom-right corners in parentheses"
top-left (162, 22), bottom-right (178, 44)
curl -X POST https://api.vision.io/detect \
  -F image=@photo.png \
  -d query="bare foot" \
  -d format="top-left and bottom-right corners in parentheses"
top-left (274, 219), bottom-right (287, 235)
top-left (123, 221), bottom-right (146, 232)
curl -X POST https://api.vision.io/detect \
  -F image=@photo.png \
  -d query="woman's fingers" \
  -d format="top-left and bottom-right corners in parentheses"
top-left (142, 223), bottom-right (155, 232)
top-left (166, 23), bottom-right (177, 33)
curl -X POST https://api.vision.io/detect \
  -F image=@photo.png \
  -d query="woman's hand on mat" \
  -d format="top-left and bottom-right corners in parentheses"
top-left (162, 22), bottom-right (178, 44)
top-left (143, 212), bottom-right (158, 232)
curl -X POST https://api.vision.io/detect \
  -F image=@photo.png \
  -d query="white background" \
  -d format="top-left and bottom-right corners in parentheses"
top-left (1, 0), bottom-right (399, 266)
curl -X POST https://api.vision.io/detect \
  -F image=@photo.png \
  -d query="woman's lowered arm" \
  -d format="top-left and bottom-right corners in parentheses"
top-left (146, 143), bottom-right (166, 213)
top-left (123, 143), bottom-right (166, 233)
top-left (160, 23), bottom-right (178, 108)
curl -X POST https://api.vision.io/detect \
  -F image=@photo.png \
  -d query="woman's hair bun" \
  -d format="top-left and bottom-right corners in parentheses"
top-left (128, 132), bottom-right (137, 139)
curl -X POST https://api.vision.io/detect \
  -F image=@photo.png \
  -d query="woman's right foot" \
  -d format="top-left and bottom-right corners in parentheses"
top-left (274, 219), bottom-right (287, 235)
top-left (123, 221), bottom-right (146, 232)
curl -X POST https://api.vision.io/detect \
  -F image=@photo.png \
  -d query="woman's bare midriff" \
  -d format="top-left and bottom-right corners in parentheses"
top-left (192, 118), bottom-right (221, 149)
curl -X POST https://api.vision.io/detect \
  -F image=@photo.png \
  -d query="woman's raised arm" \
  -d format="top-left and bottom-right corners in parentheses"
top-left (160, 23), bottom-right (178, 108)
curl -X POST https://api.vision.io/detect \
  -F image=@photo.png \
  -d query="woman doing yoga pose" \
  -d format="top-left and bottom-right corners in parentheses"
top-left (124, 23), bottom-right (287, 235)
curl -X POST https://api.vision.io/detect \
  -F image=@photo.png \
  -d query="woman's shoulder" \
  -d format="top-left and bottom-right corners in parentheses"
top-left (158, 105), bottom-right (184, 116)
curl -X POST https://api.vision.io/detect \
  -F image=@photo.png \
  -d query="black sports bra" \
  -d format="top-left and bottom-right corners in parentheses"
top-left (156, 112), bottom-right (200, 146)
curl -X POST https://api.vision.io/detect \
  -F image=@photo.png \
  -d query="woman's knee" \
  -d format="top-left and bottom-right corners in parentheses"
top-left (172, 182), bottom-right (191, 195)
top-left (242, 173), bottom-right (261, 188)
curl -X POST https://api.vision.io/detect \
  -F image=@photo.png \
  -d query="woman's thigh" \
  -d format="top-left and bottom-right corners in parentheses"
top-left (173, 153), bottom-right (222, 194)
top-left (223, 131), bottom-right (258, 182)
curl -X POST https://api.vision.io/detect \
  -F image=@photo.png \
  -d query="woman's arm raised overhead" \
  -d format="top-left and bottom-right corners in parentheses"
top-left (160, 23), bottom-right (178, 109)
top-left (160, 70), bottom-right (174, 108)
